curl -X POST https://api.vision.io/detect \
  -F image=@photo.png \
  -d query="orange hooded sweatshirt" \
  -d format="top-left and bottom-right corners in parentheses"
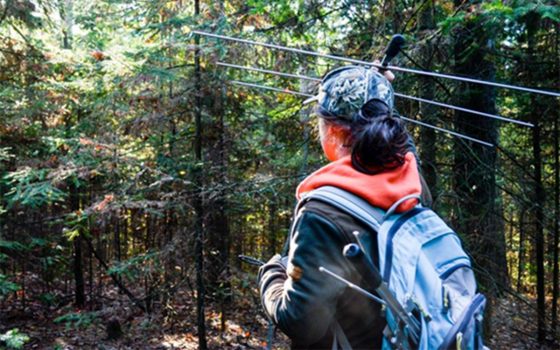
top-left (296, 152), bottom-right (422, 213)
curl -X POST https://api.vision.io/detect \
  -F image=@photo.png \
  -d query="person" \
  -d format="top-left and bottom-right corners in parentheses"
top-left (257, 65), bottom-right (430, 349)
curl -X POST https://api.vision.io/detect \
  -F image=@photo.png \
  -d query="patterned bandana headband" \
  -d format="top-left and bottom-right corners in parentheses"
top-left (304, 66), bottom-right (394, 122)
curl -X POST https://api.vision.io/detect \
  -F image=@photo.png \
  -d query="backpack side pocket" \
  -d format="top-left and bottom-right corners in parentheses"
top-left (438, 293), bottom-right (486, 350)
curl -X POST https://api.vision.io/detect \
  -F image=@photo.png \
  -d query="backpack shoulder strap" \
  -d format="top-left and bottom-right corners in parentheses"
top-left (299, 186), bottom-right (385, 232)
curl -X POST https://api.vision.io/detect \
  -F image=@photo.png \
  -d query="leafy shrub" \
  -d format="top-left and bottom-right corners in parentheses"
top-left (0, 274), bottom-right (21, 298)
top-left (0, 329), bottom-right (30, 349)
top-left (54, 311), bottom-right (99, 330)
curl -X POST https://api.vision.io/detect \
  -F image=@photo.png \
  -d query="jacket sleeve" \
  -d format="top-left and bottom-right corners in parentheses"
top-left (257, 209), bottom-right (353, 345)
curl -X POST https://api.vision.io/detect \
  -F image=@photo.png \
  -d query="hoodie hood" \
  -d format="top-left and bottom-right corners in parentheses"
top-left (296, 152), bottom-right (422, 213)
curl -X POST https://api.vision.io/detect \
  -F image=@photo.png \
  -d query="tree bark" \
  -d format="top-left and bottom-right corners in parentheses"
top-left (532, 121), bottom-right (545, 342)
top-left (517, 207), bottom-right (526, 293)
top-left (526, 12), bottom-right (546, 342)
top-left (59, 0), bottom-right (73, 49)
top-left (268, 200), bottom-right (277, 257)
top-left (194, 0), bottom-right (207, 348)
top-left (452, 1), bottom-right (508, 294)
top-left (552, 117), bottom-right (559, 333)
top-left (205, 84), bottom-right (230, 293)
top-left (552, 20), bottom-right (560, 335)
top-left (71, 186), bottom-right (85, 307)
top-left (417, 0), bottom-right (437, 200)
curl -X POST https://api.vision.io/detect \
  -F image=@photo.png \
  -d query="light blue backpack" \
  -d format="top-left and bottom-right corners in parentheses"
top-left (301, 186), bottom-right (487, 350)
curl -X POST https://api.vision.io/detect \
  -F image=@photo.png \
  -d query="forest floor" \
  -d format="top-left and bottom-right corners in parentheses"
top-left (1, 270), bottom-right (558, 349)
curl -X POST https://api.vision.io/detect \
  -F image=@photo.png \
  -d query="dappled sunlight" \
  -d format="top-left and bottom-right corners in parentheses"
top-left (1, 0), bottom-right (559, 349)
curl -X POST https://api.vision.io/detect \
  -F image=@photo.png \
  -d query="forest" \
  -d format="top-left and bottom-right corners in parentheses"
top-left (0, 0), bottom-right (559, 349)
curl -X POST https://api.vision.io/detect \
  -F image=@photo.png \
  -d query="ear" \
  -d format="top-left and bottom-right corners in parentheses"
top-left (325, 123), bottom-right (349, 142)
top-left (321, 123), bottom-right (351, 161)
top-left (327, 124), bottom-right (351, 146)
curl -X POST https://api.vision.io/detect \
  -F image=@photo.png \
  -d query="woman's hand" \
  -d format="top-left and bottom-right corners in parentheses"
top-left (373, 59), bottom-right (395, 82)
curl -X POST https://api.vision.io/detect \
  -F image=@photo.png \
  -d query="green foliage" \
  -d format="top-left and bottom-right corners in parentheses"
top-left (482, 1), bottom-right (560, 23)
top-left (539, 5), bottom-right (560, 22)
top-left (0, 147), bottom-right (14, 162)
top-left (107, 251), bottom-right (161, 281)
top-left (437, 12), bottom-right (466, 34)
top-left (0, 240), bottom-right (26, 252)
top-left (0, 274), bottom-right (21, 297)
top-left (38, 292), bottom-right (56, 307)
top-left (0, 329), bottom-right (29, 349)
top-left (0, 0), bottom-right (558, 346)
top-left (54, 311), bottom-right (99, 330)
top-left (0, 0), bottom-right (41, 27)
top-left (512, 2), bottom-right (560, 22)
top-left (3, 168), bottom-right (67, 209)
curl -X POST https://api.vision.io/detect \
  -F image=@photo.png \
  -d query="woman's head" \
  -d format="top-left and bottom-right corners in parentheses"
top-left (307, 66), bottom-right (409, 174)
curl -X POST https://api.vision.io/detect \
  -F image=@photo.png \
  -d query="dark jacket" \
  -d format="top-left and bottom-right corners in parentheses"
top-left (258, 199), bottom-right (385, 349)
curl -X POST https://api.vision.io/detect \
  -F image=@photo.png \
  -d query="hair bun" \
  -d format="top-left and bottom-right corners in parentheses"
top-left (351, 100), bottom-right (409, 174)
top-left (358, 98), bottom-right (392, 121)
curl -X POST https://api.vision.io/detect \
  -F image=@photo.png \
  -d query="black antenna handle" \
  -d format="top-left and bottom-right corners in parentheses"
top-left (380, 34), bottom-right (405, 68)
top-left (238, 254), bottom-right (265, 267)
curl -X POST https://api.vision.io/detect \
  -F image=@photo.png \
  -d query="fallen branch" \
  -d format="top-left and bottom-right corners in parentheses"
top-left (85, 238), bottom-right (147, 313)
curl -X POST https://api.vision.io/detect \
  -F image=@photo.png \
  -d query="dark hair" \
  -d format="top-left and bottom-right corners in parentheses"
top-left (349, 99), bottom-right (409, 174)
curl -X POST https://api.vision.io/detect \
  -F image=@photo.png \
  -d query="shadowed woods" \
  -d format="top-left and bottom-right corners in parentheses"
top-left (0, 0), bottom-right (559, 349)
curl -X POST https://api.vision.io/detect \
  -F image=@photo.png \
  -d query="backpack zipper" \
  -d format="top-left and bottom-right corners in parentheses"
top-left (439, 263), bottom-right (472, 280)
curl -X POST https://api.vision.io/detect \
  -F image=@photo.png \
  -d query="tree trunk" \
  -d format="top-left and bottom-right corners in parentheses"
top-left (548, 20), bottom-right (560, 335)
top-left (452, 1), bottom-right (507, 294)
top-left (268, 200), bottom-right (277, 257)
top-left (59, 0), bottom-right (73, 49)
top-left (417, 0), bottom-right (437, 202)
top-left (194, 0), bottom-right (207, 347)
top-left (299, 57), bottom-right (313, 177)
top-left (526, 12), bottom-right (546, 342)
top-left (71, 186), bottom-right (85, 307)
top-left (532, 121), bottom-right (545, 342)
top-left (114, 211), bottom-right (121, 263)
top-left (517, 207), bottom-right (526, 293)
top-left (551, 19), bottom-right (560, 335)
top-left (552, 117), bottom-right (559, 333)
top-left (205, 84), bottom-right (230, 293)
